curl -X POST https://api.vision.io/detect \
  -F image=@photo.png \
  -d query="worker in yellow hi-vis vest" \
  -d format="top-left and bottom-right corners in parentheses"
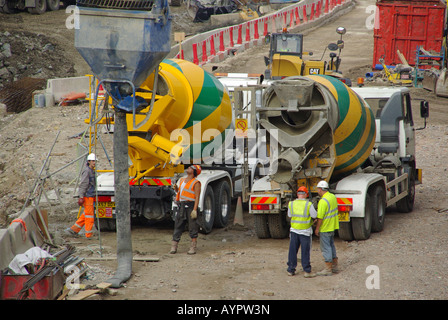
top-left (287, 186), bottom-right (317, 278)
top-left (315, 180), bottom-right (339, 276)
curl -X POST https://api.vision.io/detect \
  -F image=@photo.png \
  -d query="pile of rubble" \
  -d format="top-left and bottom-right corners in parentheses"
top-left (0, 30), bottom-right (75, 90)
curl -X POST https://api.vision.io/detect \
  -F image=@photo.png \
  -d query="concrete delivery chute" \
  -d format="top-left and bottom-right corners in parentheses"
top-left (231, 75), bottom-right (429, 241)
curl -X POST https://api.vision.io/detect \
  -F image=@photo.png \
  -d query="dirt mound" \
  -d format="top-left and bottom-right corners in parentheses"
top-left (0, 30), bottom-right (75, 89)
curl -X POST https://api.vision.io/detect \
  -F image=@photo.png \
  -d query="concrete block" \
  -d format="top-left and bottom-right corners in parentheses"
top-left (46, 76), bottom-right (90, 102)
top-left (211, 13), bottom-right (243, 26)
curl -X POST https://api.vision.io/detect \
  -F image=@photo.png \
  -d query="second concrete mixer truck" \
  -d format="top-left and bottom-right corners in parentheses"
top-left (235, 74), bottom-right (428, 241)
top-left (93, 59), bottom-right (265, 233)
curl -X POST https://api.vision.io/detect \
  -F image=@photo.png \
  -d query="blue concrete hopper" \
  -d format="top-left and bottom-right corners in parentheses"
top-left (74, 0), bottom-right (172, 105)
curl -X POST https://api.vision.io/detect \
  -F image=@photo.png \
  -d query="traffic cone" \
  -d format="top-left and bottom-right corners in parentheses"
top-left (233, 196), bottom-right (244, 226)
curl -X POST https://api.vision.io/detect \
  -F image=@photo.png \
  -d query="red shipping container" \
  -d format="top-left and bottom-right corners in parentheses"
top-left (373, 0), bottom-right (446, 68)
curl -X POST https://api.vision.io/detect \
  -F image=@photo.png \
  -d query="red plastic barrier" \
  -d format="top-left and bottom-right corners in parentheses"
top-left (302, 6), bottom-right (308, 22)
top-left (295, 7), bottom-right (300, 25)
top-left (229, 26), bottom-right (235, 48)
top-left (245, 22), bottom-right (250, 42)
top-left (201, 40), bottom-right (207, 63)
top-left (325, 0), bottom-right (329, 13)
top-left (192, 43), bottom-right (199, 65)
top-left (219, 31), bottom-right (225, 52)
top-left (310, 3), bottom-right (315, 20)
top-left (210, 35), bottom-right (216, 56)
top-left (254, 20), bottom-right (259, 39)
top-left (237, 24), bottom-right (243, 45)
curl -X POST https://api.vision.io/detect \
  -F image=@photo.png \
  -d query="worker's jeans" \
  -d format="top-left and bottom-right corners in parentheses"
top-left (287, 232), bottom-right (312, 273)
top-left (319, 231), bottom-right (337, 262)
top-left (172, 201), bottom-right (199, 242)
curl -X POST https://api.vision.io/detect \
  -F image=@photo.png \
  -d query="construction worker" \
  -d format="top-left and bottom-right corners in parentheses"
top-left (170, 164), bottom-right (202, 255)
top-left (314, 180), bottom-right (339, 276)
top-left (287, 186), bottom-right (317, 278)
top-left (64, 153), bottom-right (97, 239)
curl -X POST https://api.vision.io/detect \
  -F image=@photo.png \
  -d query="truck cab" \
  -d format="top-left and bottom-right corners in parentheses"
top-left (351, 86), bottom-right (428, 164)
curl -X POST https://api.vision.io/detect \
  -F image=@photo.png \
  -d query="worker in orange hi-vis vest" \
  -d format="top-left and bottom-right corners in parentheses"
top-left (170, 165), bottom-right (202, 255)
top-left (64, 153), bottom-right (97, 239)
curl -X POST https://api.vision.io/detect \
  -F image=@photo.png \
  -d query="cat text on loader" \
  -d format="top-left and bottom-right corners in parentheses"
top-left (264, 27), bottom-right (350, 85)
top-left (234, 75), bottom-right (429, 240)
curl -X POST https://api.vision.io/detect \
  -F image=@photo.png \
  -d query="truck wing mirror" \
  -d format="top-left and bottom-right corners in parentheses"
top-left (264, 56), bottom-right (270, 66)
top-left (328, 43), bottom-right (338, 51)
top-left (420, 100), bottom-right (429, 118)
top-left (416, 100), bottom-right (429, 130)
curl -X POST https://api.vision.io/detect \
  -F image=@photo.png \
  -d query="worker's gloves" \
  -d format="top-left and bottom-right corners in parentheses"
top-left (78, 197), bottom-right (85, 207)
top-left (190, 209), bottom-right (197, 219)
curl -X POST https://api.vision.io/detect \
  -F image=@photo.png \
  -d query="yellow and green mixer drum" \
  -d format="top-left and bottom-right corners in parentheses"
top-left (307, 75), bottom-right (376, 178)
top-left (127, 59), bottom-right (233, 178)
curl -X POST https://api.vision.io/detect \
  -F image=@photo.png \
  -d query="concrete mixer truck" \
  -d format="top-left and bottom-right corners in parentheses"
top-left (233, 74), bottom-right (428, 241)
top-left (93, 59), bottom-right (265, 233)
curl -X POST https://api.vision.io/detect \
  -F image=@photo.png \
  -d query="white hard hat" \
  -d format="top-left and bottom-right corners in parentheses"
top-left (87, 153), bottom-right (97, 161)
top-left (317, 180), bottom-right (329, 189)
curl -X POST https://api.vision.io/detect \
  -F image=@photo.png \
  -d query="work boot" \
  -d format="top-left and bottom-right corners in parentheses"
top-left (317, 262), bottom-right (333, 276)
top-left (304, 271), bottom-right (316, 278)
top-left (170, 241), bottom-right (178, 254)
top-left (187, 238), bottom-right (197, 255)
top-left (332, 257), bottom-right (339, 273)
top-left (63, 227), bottom-right (78, 238)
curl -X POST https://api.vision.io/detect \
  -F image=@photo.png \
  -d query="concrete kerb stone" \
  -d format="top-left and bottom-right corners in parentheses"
top-left (0, 207), bottom-right (45, 270)
top-left (168, 0), bottom-right (354, 68)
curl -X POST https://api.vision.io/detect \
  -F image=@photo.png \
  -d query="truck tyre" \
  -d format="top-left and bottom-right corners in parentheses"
top-left (254, 214), bottom-right (270, 238)
top-left (338, 221), bottom-right (354, 241)
top-left (0, 0), bottom-right (18, 13)
top-left (371, 185), bottom-right (386, 232)
top-left (28, 0), bottom-right (46, 14)
top-left (396, 166), bottom-right (415, 213)
top-left (94, 217), bottom-right (116, 232)
top-left (351, 193), bottom-right (372, 240)
top-left (268, 212), bottom-right (289, 239)
top-left (213, 180), bottom-right (231, 228)
top-left (199, 185), bottom-right (215, 234)
top-left (46, 0), bottom-right (60, 11)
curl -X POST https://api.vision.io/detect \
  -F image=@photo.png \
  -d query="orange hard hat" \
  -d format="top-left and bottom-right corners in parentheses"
top-left (297, 186), bottom-right (309, 196)
top-left (191, 165), bottom-right (202, 176)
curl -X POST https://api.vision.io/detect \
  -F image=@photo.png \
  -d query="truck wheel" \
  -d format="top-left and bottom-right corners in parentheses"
top-left (396, 166), bottom-right (415, 213)
top-left (94, 218), bottom-right (116, 232)
top-left (254, 214), bottom-right (270, 238)
top-left (371, 185), bottom-right (386, 232)
top-left (46, 0), bottom-right (60, 11)
top-left (199, 185), bottom-right (215, 234)
top-left (338, 221), bottom-right (354, 241)
top-left (213, 180), bottom-right (231, 228)
top-left (0, 1), bottom-right (18, 13)
top-left (351, 193), bottom-right (372, 240)
top-left (268, 212), bottom-right (289, 239)
top-left (28, 0), bottom-right (46, 14)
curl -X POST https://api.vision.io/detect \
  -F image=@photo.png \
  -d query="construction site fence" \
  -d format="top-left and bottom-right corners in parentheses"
top-left (168, 0), bottom-right (352, 65)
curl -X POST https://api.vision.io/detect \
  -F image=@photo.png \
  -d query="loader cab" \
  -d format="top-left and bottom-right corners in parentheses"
top-left (264, 27), bottom-right (346, 80)
top-left (264, 33), bottom-right (306, 80)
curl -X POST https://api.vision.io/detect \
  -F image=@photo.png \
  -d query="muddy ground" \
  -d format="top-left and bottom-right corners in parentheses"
top-left (1, 0), bottom-right (448, 303)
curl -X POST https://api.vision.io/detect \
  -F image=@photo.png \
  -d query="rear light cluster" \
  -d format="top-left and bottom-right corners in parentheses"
top-left (97, 196), bottom-right (113, 202)
top-left (251, 204), bottom-right (274, 211)
top-left (337, 204), bottom-right (353, 212)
